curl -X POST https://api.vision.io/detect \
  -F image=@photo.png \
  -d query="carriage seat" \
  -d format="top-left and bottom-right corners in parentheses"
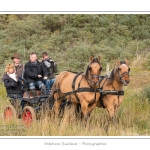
top-left (7, 93), bottom-right (23, 99)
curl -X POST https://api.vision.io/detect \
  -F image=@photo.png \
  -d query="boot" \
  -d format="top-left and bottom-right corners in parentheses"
top-left (30, 89), bottom-right (37, 97)
top-left (41, 86), bottom-right (47, 95)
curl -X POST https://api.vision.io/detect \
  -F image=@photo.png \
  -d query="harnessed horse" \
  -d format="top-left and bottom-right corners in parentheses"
top-left (97, 60), bottom-right (130, 125)
top-left (48, 56), bottom-right (102, 124)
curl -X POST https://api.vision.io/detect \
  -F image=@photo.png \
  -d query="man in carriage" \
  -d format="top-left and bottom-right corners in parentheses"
top-left (11, 54), bottom-right (24, 79)
top-left (24, 52), bottom-right (49, 97)
top-left (41, 52), bottom-right (57, 91)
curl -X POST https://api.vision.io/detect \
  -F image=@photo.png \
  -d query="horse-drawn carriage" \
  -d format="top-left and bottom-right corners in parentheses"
top-left (3, 73), bottom-right (66, 127)
top-left (3, 85), bottom-right (50, 126)
top-left (3, 56), bottom-right (130, 127)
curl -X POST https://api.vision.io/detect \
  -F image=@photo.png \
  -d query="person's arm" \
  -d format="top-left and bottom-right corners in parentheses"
top-left (41, 62), bottom-right (49, 78)
top-left (44, 60), bottom-right (51, 68)
top-left (3, 79), bottom-right (17, 88)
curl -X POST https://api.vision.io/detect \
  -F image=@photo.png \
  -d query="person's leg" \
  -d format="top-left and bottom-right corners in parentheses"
top-left (44, 79), bottom-right (50, 90)
top-left (36, 81), bottom-right (45, 89)
top-left (29, 82), bottom-right (37, 97)
top-left (49, 78), bottom-right (55, 89)
top-left (37, 81), bottom-right (47, 95)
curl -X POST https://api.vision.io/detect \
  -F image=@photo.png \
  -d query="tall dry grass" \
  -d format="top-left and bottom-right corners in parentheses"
top-left (0, 58), bottom-right (150, 136)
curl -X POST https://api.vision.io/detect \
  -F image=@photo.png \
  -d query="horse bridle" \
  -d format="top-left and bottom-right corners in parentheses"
top-left (116, 65), bottom-right (130, 83)
top-left (87, 59), bottom-right (102, 86)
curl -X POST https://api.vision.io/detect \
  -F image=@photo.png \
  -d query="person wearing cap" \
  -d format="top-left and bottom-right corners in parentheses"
top-left (41, 52), bottom-right (57, 90)
top-left (24, 52), bottom-right (48, 97)
top-left (11, 54), bottom-right (24, 79)
top-left (2, 64), bottom-right (23, 98)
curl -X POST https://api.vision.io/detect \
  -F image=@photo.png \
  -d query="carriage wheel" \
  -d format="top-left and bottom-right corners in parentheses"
top-left (22, 106), bottom-right (36, 127)
top-left (4, 105), bottom-right (16, 121)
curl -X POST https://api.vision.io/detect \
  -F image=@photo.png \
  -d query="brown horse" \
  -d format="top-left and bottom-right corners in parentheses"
top-left (48, 56), bottom-right (102, 124)
top-left (97, 60), bottom-right (130, 125)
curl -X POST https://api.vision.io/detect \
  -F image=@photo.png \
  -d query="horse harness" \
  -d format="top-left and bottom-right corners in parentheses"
top-left (53, 71), bottom-right (101, 103)
top-left (53, 71), bottom-right (124, 108)
top-left (99, 76), bottom-right (124, 108)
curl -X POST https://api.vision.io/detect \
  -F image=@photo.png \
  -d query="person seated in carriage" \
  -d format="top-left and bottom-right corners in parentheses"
top-left (24, 52), bottom-right (49, 97)
top-left (2, 64), bottom-right (23, 98)
top-left (11, 54), bottom-right (24, 79)
top-left (41, 52), bottom-right (57, 91)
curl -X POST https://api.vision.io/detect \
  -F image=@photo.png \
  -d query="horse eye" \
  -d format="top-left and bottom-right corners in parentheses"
top-left (118, 68), bottom-right (121, 71)
top-left (100, 67), bottom-right (102, 71)
top-left (88, 66), bottom-right (91, 70)
top-left (128, 68), bottom-right (130, 72)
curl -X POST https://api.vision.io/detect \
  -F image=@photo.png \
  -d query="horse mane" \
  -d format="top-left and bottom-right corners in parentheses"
top-left (84, 66), bottom-right (90, 79)
top-left (84, 57), bottom-right (100, 79)
top-left (109, 69), bottom-right (114, 81)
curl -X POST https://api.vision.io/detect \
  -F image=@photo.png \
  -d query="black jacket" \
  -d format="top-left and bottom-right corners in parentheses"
top-left (41, 59), bottom-right (57, 79)
top-left (24, 60), bottom-right (49, 83)
top-left (2, 73), bottom-right (23, 96)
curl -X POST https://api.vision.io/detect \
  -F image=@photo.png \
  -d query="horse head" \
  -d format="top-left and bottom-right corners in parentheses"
top-left (85, 56), bottom-right (102, 87)
top-left (114, 60), bottom-right (130, 86)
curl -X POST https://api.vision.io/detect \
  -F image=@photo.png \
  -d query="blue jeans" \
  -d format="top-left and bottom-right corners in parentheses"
top-left (44, 79), bottom-right (55, 90)
top-left (29, 81), bottom-right (45, 90)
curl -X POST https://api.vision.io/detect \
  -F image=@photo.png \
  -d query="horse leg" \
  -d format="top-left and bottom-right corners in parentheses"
top-left (105, 105), bottom-right (117, 133)
top-left (106, 105), bottom-right (116, 122)
top-left (109, 103), bottom-right (122, 125)
top-left (53, 93), bottom-right (63, 119)
top-left (75, 102), bottom-right (97, 122)
top-left (87, 103), bottom-right (97, 115)
top-left (75, 104), bottom-right (83, 120)
top-left (68, 103), bottom-right (77, 122)
top-left (80, 101), bottom-right (90, 127)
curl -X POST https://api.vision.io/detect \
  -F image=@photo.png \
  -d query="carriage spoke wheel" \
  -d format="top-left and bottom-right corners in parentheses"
top-left (22, 106), bottom-right (36, 127)
top-left (4, 105), bottom-right (16, 121)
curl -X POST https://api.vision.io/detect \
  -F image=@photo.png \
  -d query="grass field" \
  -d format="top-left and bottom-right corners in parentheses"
top-left (0, 59), bottom-right (150, 136)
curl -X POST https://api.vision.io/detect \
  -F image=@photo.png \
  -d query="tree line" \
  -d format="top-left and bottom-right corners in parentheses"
top-left (0, 14), bottom-right (150, 73)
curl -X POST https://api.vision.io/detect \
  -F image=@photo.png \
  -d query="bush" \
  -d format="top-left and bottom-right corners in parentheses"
top-left (141, 86), bottom-right (150, 101)
top-left (0, 14), bottom-right (150, 71)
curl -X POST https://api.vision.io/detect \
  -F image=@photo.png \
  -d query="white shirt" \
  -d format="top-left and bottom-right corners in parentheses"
top-left (7, 72), bottom-right (17, 82)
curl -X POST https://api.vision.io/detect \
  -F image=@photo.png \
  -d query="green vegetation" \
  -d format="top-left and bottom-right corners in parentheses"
top-left (0, 14), bottom-right (150, 73)
top-left (0, 14), bottom-right (150, 136)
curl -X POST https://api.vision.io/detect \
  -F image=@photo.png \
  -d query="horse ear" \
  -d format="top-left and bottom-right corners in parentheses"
top-left (125, 59), bottom-right (128, 65)
top-left (98, 56), bottom-right (101, 62)
top-left (90, 56), bottom-right (94, 62)
top-left (116, 59), bottom-right (120, 65)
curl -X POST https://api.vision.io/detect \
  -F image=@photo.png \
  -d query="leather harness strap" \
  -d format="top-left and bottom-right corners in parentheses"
top-left (53, 71), bottom-right (124, 106)
top-left (54, 71), bottom-right (101, 102)
top-left (99, 75), bottom-right (124, 108)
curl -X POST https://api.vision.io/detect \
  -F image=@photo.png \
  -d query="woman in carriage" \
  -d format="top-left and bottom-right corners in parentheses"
top-left (2, 64), bottom-right (23, 98)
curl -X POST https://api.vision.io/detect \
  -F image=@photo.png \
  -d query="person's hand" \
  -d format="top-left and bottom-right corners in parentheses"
top-left (43, 76), bottom-right (48, 80)
top-left (38, 75), bottom-right (42, 78)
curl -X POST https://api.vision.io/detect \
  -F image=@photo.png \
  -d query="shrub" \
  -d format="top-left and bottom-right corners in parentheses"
top-left (141, 85), bottom-right (150, 101)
